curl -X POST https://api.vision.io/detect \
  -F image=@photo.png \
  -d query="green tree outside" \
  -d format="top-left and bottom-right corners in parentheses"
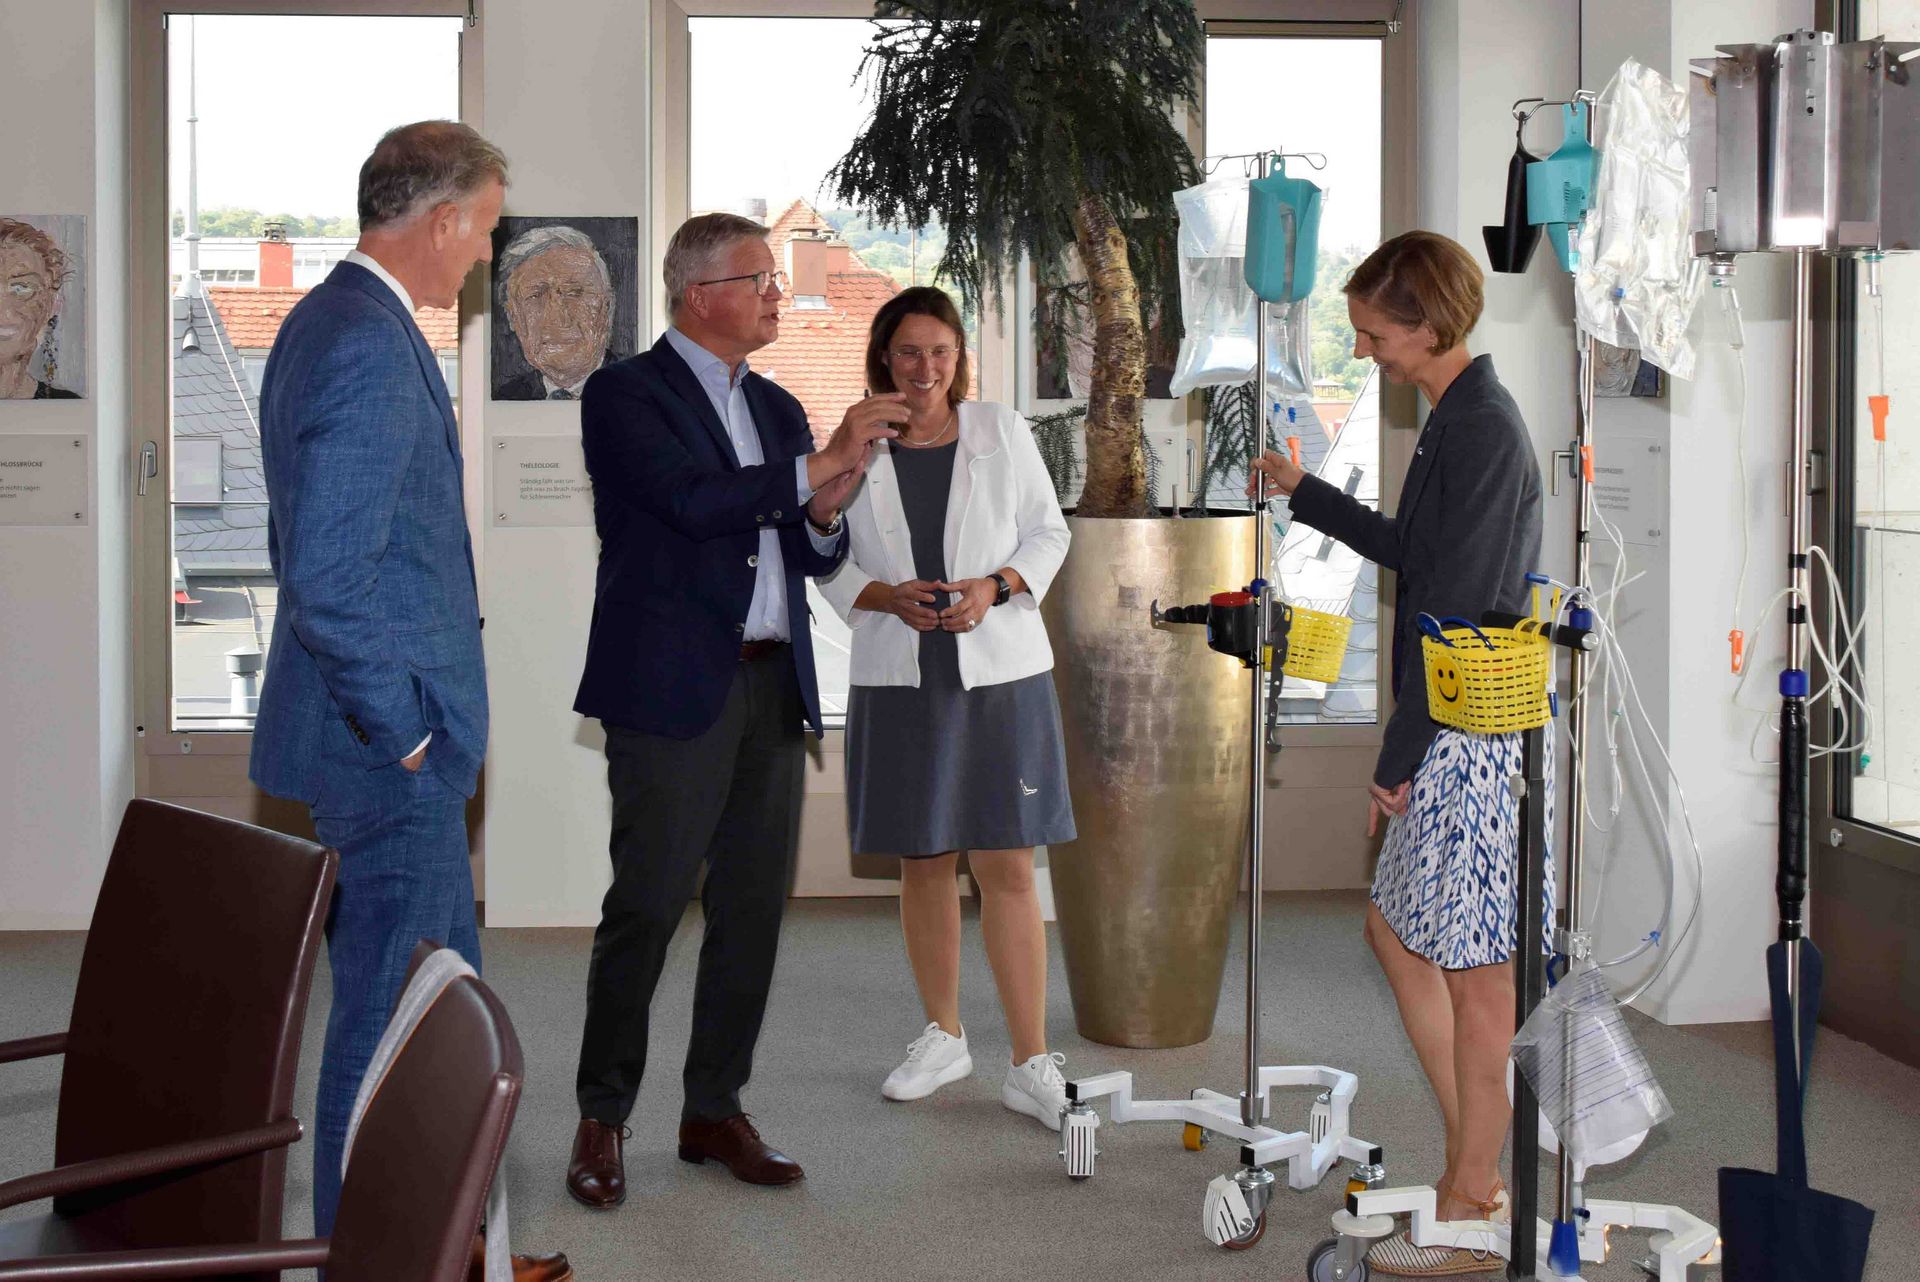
top-left (170, 208), bottom-right (358, 238)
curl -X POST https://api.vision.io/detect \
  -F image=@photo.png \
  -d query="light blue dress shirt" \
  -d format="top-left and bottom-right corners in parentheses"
top-left (665, 327), bottom-right (839, 642)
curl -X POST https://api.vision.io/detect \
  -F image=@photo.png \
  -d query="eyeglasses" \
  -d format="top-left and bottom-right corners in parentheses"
top-left (887, 345), bottom-right (959, 363)
top-left (694, 269), bottom-right (788, 297)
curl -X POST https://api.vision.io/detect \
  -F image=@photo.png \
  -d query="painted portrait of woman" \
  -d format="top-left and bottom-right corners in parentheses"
top-left (0, 217), bottom-right (81, 400)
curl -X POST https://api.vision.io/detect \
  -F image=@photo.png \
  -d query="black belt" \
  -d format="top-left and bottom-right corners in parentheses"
top-left (739, 639), bottom-right (787, 663)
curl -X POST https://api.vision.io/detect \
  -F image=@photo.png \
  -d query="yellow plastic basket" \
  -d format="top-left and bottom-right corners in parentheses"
top-left (1281, 604), bottom-right (1354, 684)
top-left (1419, 615), bottom-right (1553, 735)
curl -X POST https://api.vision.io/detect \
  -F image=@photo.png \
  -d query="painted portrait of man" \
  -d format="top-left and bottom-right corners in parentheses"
top-left (491, 217), bottom-right (637, 400)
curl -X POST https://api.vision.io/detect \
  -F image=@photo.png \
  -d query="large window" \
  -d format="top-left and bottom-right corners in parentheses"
top-left (1205, 32), bottom-right (1384, 725)
top-left (1828, 0), bottom-right (1920, 863)
top-left (164, 13), bottom-right (461, 729)
top-left (689, 14), bottom-right (966, 726)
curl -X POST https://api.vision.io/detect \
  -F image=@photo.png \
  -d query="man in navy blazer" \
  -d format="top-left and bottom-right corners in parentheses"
top-left (565, 213), bottom-right (904, 1206)
top-left (248, 125), bottom-right (567, 1281)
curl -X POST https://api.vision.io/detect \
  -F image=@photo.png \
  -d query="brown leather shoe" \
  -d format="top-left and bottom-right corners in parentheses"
top-left (468, 1236), bottom-right (574, 1281)
top-left (566, 1117), bottom-right (628, 1209)
top-left (676, 1113), bottom-right (804, 1185)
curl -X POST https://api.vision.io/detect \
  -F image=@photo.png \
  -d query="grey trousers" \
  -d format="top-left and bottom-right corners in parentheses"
top-left (574, 654), bottom-right (804, 1125)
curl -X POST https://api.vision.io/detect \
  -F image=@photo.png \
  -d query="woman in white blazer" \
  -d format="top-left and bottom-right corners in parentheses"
top-left (819, 287), bottom-right (1077, 1130)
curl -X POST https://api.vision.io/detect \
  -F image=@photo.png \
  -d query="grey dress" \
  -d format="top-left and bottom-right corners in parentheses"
top-left (845, 439), bottom-right (1077, 857)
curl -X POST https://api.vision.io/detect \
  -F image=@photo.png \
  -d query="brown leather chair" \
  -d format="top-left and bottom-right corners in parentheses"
top-left (0, 800), bottom-right (337, 1279)
top-left (0, 972), bottom-right (526, 1282)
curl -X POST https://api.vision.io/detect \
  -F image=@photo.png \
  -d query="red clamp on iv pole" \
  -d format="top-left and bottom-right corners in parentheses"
top-left (1730, 628), bottom-right (1745, 675)
top-left (1869, 394), bottom-right (1890, 443)
top-left (1579, 443), bottom-right (1595, 483)
top-left (1286, 436), bottom-right (1302, 466)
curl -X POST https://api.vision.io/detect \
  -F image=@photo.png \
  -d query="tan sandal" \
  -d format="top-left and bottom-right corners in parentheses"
top-left (1366, 1181), bottom-right (1507, 1276)
top-left (1366, 1233), bottom-right (1502, 1277)
top-left (1437, 1178), bottom-right (1510, 1225)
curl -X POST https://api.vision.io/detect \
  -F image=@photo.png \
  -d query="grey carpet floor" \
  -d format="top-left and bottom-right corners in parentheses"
top-left (3, 892), bottom-right (1917, 1281)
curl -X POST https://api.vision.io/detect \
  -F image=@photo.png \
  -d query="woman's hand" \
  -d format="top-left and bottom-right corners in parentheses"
top-left (936, 577), bottom-right (997, 633)
top-left (882, 580), bottom-right (942, 632)
top-left (1366, 780), bottom-right (1411, 838)
top-left (1245, 449), bottom-right (1307, 501)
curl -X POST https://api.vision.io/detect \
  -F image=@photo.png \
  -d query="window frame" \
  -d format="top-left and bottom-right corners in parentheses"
top-left (1188, 6), bottom-right (1416, 750)
top-left (1810, 0), bottom-right (1920, 876)
top-left (130, 0), bottom-right (479, 767)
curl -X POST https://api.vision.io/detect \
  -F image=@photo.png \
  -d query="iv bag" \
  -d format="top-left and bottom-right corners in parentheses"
top-left (1169, 177), bottom-right (1261, 396)
top-left (1575, 57), bottom-right (1706, 380)
top-left (1169, 177), bottom-right (1311, 397)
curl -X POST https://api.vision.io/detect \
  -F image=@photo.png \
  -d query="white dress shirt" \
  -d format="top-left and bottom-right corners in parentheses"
top-left (341, 249), bottom-right (435, 760)
top-left (664, 327), bottom-right (839, 642)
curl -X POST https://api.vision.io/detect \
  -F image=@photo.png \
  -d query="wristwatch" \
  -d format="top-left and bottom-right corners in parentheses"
top-left (808, 509), bottom-right (844, 538)
top-left (989, 572), bottom-right (1012, 606)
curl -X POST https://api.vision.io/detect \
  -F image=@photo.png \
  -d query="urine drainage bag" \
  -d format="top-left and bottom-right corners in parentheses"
top-left (1169, 176), bottom-right (1311, 398)
top-left (1575, 57), bottom-right (1706, 380)
top-left (1510, 963), bottom-right (1673, 1168)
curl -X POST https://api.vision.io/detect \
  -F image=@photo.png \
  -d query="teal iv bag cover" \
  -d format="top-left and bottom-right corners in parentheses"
top-left (1245, 162), bottom-right (1322, 303)
top-left (1524, 102), bottom-right (1595, 272)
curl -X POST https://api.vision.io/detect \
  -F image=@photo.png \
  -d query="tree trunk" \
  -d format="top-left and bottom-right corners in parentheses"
top-left (1071, 191), bottom-right (1151, 518)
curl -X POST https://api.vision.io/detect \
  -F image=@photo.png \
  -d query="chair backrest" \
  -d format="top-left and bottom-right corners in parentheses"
top-left (53, 800), bottom-right (337, 1260)
top-left (326, 975), bottom-right (524, 1282)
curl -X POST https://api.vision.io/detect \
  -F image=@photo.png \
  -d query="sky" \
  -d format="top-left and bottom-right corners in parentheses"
top-left (167, 15), bottom-right (461, 221)
top-left (164, 12), bottom-right (1383, 256)
top-left (690, 18), bottom-right (1383, 253)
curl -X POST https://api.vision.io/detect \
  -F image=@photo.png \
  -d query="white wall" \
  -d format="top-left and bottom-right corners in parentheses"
top-left (0, 0), bottom-right (132, 929)
top-left (477, 0), bottom-right (650, 926)
top-left (1635, 0), bottom-right (1809, 1024)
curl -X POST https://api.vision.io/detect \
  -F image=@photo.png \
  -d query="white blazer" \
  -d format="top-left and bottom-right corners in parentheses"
top-left (818, 400), bottom-right (1071, 689)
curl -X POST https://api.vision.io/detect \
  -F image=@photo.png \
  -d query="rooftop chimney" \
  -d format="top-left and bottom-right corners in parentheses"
top-left (786, 230), bottom-right (850, 299)
top-left (258, 221), bottom-right (292, 289)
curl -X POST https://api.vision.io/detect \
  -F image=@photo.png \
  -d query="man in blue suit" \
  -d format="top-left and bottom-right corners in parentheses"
top-left (249, 122), bottom-right (568, 1280)
top-left (565, 213), bottom-right (904, 1207)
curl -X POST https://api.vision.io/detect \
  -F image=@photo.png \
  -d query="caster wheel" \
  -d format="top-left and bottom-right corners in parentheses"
top-left (1221, 1210), bottom-right (1266, 1251)
top-left (1182, 1122), bottom-right (1210, 1151)
top-left (1307, 1236), bottom-right (1371, 1281)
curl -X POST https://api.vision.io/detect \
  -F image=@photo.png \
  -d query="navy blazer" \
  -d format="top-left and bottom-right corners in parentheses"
top-left (1288, 355), bottom-right (1542, 789)
top-left (574, 335), bottom-right (846, 739)
top-left (250, 262), bottom-right (487, 802)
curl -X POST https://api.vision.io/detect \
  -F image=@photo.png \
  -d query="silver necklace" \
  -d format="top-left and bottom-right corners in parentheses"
top-left (896, 409), bottom-right (956, 448)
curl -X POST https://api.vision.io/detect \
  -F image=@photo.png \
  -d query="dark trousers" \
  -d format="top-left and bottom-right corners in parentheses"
top-left (575, 654), bottom-right (804, 1126)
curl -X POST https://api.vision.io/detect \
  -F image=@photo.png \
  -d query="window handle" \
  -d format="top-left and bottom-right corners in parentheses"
top-left (137, 441), bottom-right (158, 497)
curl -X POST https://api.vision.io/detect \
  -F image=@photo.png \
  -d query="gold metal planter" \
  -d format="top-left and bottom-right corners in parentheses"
top-left (1044, 514), bottom-right (1256, 1048)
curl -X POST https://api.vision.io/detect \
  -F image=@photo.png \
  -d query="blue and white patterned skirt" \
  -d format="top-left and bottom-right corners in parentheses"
top-left (1371, 729), bottom-right (1556, 969)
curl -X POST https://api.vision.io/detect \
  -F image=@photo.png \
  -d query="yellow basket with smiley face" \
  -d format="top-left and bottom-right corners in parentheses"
top-left (1418, 612), bottom-right (1553, 735)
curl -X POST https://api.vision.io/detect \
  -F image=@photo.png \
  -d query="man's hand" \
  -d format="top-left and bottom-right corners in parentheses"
top-left (1245, 449), bottom-right (1307, 501)
top-left (936, 578), bottom-right (997, 633)
top-left (807, 393), bottom-right (908, 492)
top-left (401, 744), bottom-right (427, 773)
top-left (807, 446), bottom-right (870, 527)
top-left (1365, 780), bottom-right (1411, 838)
top-left (885, 580), bottom-right (942, 631)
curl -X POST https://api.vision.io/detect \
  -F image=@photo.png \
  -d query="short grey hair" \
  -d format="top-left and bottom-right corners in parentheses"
top-left (496, 225), bottom-right (613, 310)
top-left (664, 212), bottom-right (767, 315)
top-left (357, 120), bottom-right (509, 231)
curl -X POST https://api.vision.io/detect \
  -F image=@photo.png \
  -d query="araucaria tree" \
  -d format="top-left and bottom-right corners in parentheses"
top-left (829, 0), bottom-right (1201, 518)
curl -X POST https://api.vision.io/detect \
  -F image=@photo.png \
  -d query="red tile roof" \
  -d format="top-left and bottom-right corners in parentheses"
top-left (207, 285), bottom-right (460, 353)
top-left (751, 199), bottom-right (902, 447)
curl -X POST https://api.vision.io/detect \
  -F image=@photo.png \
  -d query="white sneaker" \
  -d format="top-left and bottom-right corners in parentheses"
top-left (881, 1022), bottom-right (973, 1101)
top-left (1002, 1051), bottom-right (1069, 1130)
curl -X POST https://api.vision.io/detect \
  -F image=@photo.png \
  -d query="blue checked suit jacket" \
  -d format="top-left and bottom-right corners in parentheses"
top-left (249, 261), bottom-right (486, 802)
